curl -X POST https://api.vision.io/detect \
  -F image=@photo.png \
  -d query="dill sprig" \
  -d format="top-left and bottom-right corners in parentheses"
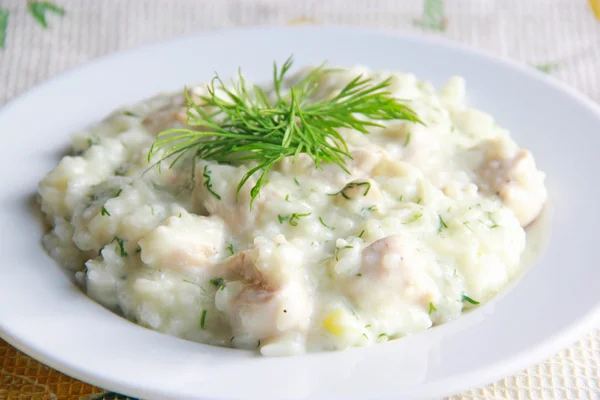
top-left (148, 56), bottom-right (423, 207)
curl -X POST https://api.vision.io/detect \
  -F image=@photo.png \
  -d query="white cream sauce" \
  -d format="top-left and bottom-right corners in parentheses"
top-left (38, 67), bottom-right (547, 355)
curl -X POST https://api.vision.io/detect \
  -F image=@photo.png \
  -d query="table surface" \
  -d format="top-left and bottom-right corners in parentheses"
top-left (1, 0), bottom-right (600, 399)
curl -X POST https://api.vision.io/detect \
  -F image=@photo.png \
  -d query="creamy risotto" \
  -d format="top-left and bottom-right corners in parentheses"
top-left (38, 63), bottom-right (547, 356)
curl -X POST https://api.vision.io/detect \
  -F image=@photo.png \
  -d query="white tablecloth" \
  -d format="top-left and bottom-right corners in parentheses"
top-left (1, 1), bottom-right (599, 398)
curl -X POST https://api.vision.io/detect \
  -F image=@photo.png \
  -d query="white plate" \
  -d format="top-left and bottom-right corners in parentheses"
top-left (1, 26), bottom-right (599, 400)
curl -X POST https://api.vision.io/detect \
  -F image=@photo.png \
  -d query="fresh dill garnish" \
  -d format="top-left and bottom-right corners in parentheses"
top-left (366, 205), bottom-right (377, 212)
top-left (113, 237), bottom-right (128, 257)
top-left (122, 111), bottom-right (137, 117)
top-left (461, 294), bottom-right (480, 305)
top-left (404, 132), bottom-right (411, 146)
top-left (226, 243), bottom-right (234, 255)
top-left (257, 340), bottom-right (261, 348)
top-left (28, 1), bottom-right (65, 28)
top-left (285, 194), bottom-right (290, 202)
top-left (147, 57), bottom-right (423, 208)
top-left (358, 230), bottom-right (365, 238)
top-left (178, 213), bottom-right (182, 218)
top-left (356, 273), bottom-right (362, 277)
top-left (135, 247), bottom-right (141, 253)
top-left (101, 206), bottom-right (111, 216)
top-left (202, 165), bottom-right (221, 199)
top-left (200, 309), bottom-right (207, 329)
top-left (114, 189), bottom-right (122, 197)
top-left (378, 333), bottom-right (388, 338)
top-left (343, 245), bottom-right (354, 249)
top-left (288, 212), bottom-right (311, 226)
top-left (398, 195), bottom-right (404, 201)
top-left (428, 302), bottom-right (437, 315)
top-left (230, 336), bottom-right (235, 342)
top-left (328, 181), bottom-right (371, 200)
top-left (318, 216), bottom-right (334, 230)
top-left (365, 324), bottom-right (371, 328)
top-left (278, 214), bottom-right (287, 224)
top-left (438, 215), bottom-right (448, 232)
top-left (0, 9), bottom-right (8, 49)
top-left (293, 177), bottom-right (300, 186)
top-left (362, 333), bottom-right (369, 340)
top-left (416, 198), bottom-right (422, 205)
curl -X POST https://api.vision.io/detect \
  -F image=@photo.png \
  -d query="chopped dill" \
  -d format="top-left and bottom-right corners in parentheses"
top-left (318, 216), bottom-right (334, 230)
top-left (428, 302), bottom-right (437, 315)
top-left (200, 310), bottom-right (207, 329)
top-left (438, 215), bottom-right (448, 232)
top-left (113, 237), bottom-right (128, 257)
top-left (101, 206), bottom-right (110, 216)
top-left (461, 294), bottom-right (480, 305)
top-left (328, 181), bottom-right (371, 200)
top-left (288, 212), bottom-right (311, 227)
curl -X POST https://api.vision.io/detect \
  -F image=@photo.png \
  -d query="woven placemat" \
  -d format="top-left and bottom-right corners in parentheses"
top-left (1, 1), bottom-right (599, 399)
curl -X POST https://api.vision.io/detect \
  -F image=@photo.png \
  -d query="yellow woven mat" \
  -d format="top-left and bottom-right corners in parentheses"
top-left (0, 339), bottom-right (114, 400)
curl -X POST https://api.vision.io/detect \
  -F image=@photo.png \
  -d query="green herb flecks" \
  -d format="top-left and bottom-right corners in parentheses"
top-left (113, 237), bottom-right (128, 257)
top-left (378, 333), bottom-right (388, 339)
top-left (148, 57), bottom-right (423, 208)
top-left (210, 278), bottom-right (225, 288)
top-left (0, 9), bottom-right (8, 49)
top-left (461, 294), bottom-right (480, 305)
top-left (226, 243), bottom-right (234, 255)
top-left (101, 206), bottom-right (111, 216)
top-left (288, 212), bottom-right (311, 226)
top-left (358, 230), bottom-right (365, 238)
top-left (328, 181), bottom-right (371, 200)
top-left (202, 165), bottom-right (221, 199)
top-left (318, 216), bottom-right (334, 230)
top-left (438, 215), bottom-right (448, 232)
top-left (403, 132), bottom-right (411, 146)
top-left (200, 309), bottom-right (207, 329)
top-left (28, 2), bottom-right (65, 28)
top-left (428, 302), bottom-right (437, 315)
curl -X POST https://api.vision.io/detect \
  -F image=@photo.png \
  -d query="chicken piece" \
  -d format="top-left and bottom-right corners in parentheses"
top-left (473, 137), bottom-right (547, 227)
top-left (214, 235), bottom-right (312, 349)
top-left (345, 235), bottom-right (439, 312)
top-left (138, 213), bottom-right (225, 270)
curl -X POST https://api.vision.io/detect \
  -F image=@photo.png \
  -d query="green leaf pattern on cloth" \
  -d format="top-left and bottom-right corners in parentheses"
top-left (28, 1), bottom-right (65, 28)
top-left (413, 0), bottom-right (447, 31)
top-left (0, 9), bottom-right (8, 49)
top-left (533, 63), bottom-right (561, 74)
